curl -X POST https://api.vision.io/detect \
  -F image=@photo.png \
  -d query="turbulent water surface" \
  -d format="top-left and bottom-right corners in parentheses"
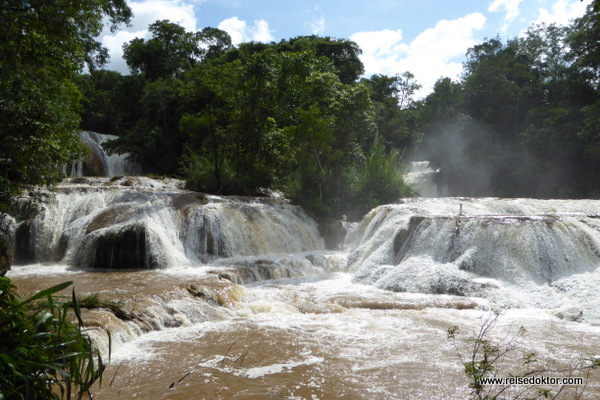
top-left (4, 178), bottom-right (600, 399)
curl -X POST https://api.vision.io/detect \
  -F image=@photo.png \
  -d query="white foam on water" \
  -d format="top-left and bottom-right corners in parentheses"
top-left (8, 263), bottom-right (76, 277)
top-left (197, 353), bottom-right (324, 379)
top-left (7, 185), bottom-right (600, 398)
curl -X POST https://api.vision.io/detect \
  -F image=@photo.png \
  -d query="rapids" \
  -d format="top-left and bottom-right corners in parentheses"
top-left (4, 179), bottom-right (600, 399)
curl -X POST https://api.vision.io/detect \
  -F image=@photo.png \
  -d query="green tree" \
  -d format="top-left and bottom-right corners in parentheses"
top-left (463, 37), bottom-right (539, 140)
top-left (363, 72), bottom-right (423, 151)
top-left (569, 1), bottom-right (600, 193)
top-left (349, 140), bottom-right (415, 218)
top-left (123, 20), bottom-right (203, 81)
top-left (282, 36), bottom-right (365, 83)
top-left (514, 24), bottom-right (592, 197)
top-left (416, 14), bottom-right (600, 199)
top-left (182, 53), bottom-right (288, 194)
top-left (180, 60), bottom-right (240, 192)
top-left (0, 0), bottom-right (131, 202)
top-left (106, 77), bottom-right (185, 174)
top-left (579, 100), bottom-right (600, 160)
top-left (198, 27), bottom-right (234, 60)
top-left (458, 37), bottom-right (553, 196)
top-left (568, 0), bottom-right (600, 89)
top-left (279, 58), bottom-right (376, 217)
top-left (76, 71), bottom-right (144, 136)
top-left (180, 41), bottom-right (380, 216)
top-left (123, 21), bottom-right (232, 81)
top-left (104, 22), bottom-right (234, 175)
top-left (419, 77), bottom-right (464, 131)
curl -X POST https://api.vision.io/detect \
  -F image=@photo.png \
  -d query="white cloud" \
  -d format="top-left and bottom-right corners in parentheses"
top-left (351, 13), bottom-right (486, 98)
top-left (488, 0), bottom-right (524, 22)
top-left (99, 0), bottom-right (198, 72)
top-left (218, 16), bottom-right (246, 45)
top-left (534, 0), bottom-right (591, 26)
top-left (307, 5), bottom-right (325, 35)
top-left (218, 17), bottom-right (275, 45)
top-left (127, 0), bottom-right (198, 32)
top-left (351, 29), bottom-right (408, 73)
top-left (311, 17), bottom-right (326, 35)
top-left (251, 19), bottom-right (275, 42)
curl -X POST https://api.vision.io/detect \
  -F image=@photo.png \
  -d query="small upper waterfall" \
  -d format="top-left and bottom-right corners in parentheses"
top-left (404, 161), bottom-right (439, 197)
top-left (63, 131), bottom-right (141, 177)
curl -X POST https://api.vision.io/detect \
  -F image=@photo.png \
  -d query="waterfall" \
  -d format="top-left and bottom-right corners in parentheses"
top-left (14, 177), bottom-right (324, 270)
top-left (346, 197), bottom-right (600, 322)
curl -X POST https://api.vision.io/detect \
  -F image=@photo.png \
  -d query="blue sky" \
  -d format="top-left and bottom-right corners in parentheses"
top-left (100, 0), bottom-right (593, 97)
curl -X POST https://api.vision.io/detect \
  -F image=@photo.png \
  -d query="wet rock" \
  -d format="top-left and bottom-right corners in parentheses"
top-left (87, 224), bottom-right (159, 269)
top-left (15, 221), bottom-right (34, 264)
top-left (393, 216), bottom-right (424, 264)
top-left (82, 147), bottom-right (105, 176)
top-left (206, 270), bottom-right (242, 284)
top-left (187, 284), bottom-right (220, 306)
top-left (85, 205), bottom-right (137, 233)
top-left (187, 280), bottom-right (245, 307)
top-left (9, 195), bottom-right (41, 221)
top-left (0, 237), bottom-right (13, 275)
top-left (223, 260), bottom-right (298, 283)
top-left (172, 193), bottom-right (208, 212)
top-left (112, 308), bottom-right (136, 321)
top-left (553, 306), bottom-right (584, 322)
top-left (70, 177), bottom-right (90, 184)
top-left (121, 178), bottom-right (136, 186)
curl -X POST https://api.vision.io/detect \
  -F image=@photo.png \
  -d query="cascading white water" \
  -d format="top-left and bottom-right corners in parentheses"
top-left (7, 125), bottom-right (600, 398)
top-left (346, 197), bottom-right (600, 323)
top-left (18, 177), bottom-right (324, 271)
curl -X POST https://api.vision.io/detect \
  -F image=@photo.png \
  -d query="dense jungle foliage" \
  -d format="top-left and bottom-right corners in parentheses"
top-left (2, 1), bottom-right (600, 219)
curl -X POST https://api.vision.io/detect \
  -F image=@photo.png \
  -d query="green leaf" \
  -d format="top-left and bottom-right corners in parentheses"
top-left (18, 281), bottom-right (73, 306)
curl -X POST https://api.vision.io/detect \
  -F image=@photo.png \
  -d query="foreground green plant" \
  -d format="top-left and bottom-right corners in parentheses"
top-left (448, 313), bottom-right (600, 400)
top-left (0, 277), bottom-right (109, 400)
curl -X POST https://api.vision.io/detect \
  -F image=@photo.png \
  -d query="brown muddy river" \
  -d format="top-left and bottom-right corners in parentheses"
top-left (11, 267), bottom-right (600, 400)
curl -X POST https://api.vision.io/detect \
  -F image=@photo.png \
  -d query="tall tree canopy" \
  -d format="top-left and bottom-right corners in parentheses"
top-left (122, 21), bottom-right (233, 81)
